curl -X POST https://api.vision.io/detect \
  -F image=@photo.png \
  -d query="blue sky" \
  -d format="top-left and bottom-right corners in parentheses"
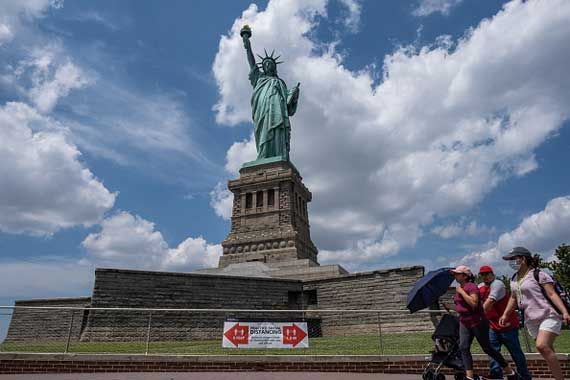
top-left (1, 0), bottom-right (570, 338)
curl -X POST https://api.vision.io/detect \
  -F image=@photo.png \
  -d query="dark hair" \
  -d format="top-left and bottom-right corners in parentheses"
top-left (523, 254), bottom-right (541, 268)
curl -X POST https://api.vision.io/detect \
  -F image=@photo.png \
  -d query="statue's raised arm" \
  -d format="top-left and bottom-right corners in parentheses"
top-left (240, 25), bottom-right (256, 71)
top-left (239, 25), bottom-right (300, 164)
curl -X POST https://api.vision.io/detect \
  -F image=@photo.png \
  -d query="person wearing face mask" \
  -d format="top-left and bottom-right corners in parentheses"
top-left (499, 247), bottom-right (570, 380)
top-left (450, 265), bottom-right (516, 380)
top-left (478, 265), bottom-right (531, 380)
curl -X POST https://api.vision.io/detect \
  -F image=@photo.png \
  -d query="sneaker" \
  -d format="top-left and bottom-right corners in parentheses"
top-left (505, 371), bottom-right (519, 380)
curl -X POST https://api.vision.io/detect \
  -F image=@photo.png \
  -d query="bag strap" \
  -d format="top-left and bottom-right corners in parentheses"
top-left (534, 268), bottom-right (562, 314)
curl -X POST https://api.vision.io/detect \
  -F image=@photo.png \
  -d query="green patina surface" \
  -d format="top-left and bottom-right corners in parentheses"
top-left (240, 25), bottom-right (300, 167)
top-left (240, 156), bottom-right (299, 172)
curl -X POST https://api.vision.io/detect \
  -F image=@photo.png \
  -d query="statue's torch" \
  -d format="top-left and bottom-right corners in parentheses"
top-left (240, 25), bottom-right (252, 41)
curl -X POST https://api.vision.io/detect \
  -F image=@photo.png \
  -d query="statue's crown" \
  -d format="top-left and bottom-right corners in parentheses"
top-left (256, 49), bottom-right (284, 68)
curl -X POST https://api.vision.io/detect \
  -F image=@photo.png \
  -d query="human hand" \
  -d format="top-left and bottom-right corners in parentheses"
top-left (499, 315), bottom-right (508, 327)
top-left (563, 312), bottom-right (570, 325)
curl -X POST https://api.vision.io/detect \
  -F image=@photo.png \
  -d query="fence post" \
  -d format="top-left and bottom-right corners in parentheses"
top-left (64, 312), bottom-right (75, 354)
top-left (145, 311), bottom-right (153, 355)
top-left (522, 326), bottom-right (532, 353)
top-left (376, 312), bottom-right (384, 355)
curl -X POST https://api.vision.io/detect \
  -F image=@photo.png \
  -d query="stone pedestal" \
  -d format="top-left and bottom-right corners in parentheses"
top-left (219, 159), bottom-right (318, 268)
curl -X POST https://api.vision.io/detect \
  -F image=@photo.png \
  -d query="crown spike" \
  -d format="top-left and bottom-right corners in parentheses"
top-left (270, 50), bottom-right (275, 58)
top-left (274, 55), bottom-right (281, 60)
top-left (264, 48), bottom-right (268, 57)
top-left (257, 54), bottom-right (264, 60)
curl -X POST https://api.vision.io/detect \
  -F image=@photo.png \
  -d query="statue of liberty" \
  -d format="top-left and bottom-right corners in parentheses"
top-left (240, 25), bottom-right (300, 163)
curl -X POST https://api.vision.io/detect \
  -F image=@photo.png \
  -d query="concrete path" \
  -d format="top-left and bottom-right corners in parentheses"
top-left (0, 373), bottom-right (421, 380)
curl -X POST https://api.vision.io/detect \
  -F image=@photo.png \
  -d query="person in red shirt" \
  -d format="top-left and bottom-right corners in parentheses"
top-left (479, 265), bottom-right (531, 380)
top-left (450, 265), bottom-right (516, 380)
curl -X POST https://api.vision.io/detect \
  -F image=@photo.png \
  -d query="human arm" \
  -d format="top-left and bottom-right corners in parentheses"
top-left (542, 283), bottom-right (570, 325)
top-left (241, 29), bottom-right (257, 71)
top-left (499, 294), bottom-right (517, 326)
top-left (457, 285), bottom-right (479, 309)
top-left (483, 297), bottom-right (496, 313)
top-left (483, 280), bottom-right (504, 313)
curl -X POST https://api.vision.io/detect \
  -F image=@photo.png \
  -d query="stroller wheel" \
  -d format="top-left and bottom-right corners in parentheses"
top-left (435, 373), bottom-right (446, 380)
top-left (422, 368), bottom-right (435, 380)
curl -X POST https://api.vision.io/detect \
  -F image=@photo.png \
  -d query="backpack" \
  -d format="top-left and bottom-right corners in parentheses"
top-left (532, 269), bottom-right (570, 315)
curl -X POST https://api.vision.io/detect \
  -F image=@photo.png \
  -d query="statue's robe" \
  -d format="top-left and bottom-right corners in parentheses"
top-left (249, 67), bottom-right (298, 160)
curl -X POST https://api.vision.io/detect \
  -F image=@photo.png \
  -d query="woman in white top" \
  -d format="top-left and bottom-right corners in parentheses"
top-left (499, 247), bottom-right (570, 380)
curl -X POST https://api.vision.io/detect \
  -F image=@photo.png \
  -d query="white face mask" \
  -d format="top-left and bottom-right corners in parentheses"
top-left (509, 261), bottom-right (521, 271)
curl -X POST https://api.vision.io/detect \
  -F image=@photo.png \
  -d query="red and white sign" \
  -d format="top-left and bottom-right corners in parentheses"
top-left (222, 322), bottom-right (308, 348)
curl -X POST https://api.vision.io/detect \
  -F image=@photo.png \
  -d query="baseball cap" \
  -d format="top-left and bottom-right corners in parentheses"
top-left (478, 265), bottom-right (493, 274)
top-left (502, 246), bottom-right (532, 260)
top-left (450, 265), bottom-right (472, 275)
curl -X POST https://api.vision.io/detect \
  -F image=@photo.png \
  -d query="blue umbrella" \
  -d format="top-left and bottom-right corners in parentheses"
top-left (407, 267), bottom-right (454, 313)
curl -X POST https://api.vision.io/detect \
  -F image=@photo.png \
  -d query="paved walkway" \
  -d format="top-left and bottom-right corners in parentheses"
top-left (0, 373), bottom-right (420, 380)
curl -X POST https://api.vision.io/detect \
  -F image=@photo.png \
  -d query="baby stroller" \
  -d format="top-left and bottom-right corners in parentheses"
top-left (422, 313), bottom-right (465, 380)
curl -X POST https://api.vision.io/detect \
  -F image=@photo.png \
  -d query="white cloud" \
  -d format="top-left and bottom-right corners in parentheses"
top-left (338, 0), bottom-right (362, 33)
top-left (457, 196), bottom-right (570, 275)
top-left (0, 0), bottom-right (60, 45)
top-left (224, 135), bottom-right (257, 175)
top-left (212, 0), bottom-right (570, 269)
top-left (209, 183), bottom-right (233, 221)
top-left (0, 24), bottom-right (14, 43)
top-left (61, 79), bottom-right (216, 171)
top-left (82, 212), bottom-right (222, 271)
top-left (412, 0), bottom-right (464, 17)
top-left (432, 220), bottom-right (495, 239)
top-left (29, 60), bottom-right (91, 113)
top-left (12, 46), bottom-right (92, 113)
top-left (496, 196), bottom-right (570, 254)
top-left (0, 102), bottom-right (116, 236)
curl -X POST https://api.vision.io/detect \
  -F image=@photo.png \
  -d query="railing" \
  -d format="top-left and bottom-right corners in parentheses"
top-left (0, 306), bottom-right (545, 356)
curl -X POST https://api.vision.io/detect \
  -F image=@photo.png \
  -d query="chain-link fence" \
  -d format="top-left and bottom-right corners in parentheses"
top-left (0, 306), bottom-right (557, 355)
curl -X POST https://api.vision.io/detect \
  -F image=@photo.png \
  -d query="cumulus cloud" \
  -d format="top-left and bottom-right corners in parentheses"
top-left (82, 212), bottom-right (222, 271)
top-left (209, 183), bottom-right (234, 220)
top-left (212, 0), bottom-right (570, 269)
top-left (457, 196), bottom-right (570, 275)
top-left (0, 102), bottom-right (116, 235)
top-left (412, 0), bottom-right (464, 16)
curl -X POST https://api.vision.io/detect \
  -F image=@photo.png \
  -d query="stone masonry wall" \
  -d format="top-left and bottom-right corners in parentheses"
top-left (4, 298), bottom-right (91, 343)
top-left (4, 266), bottom-right (434, 344)
top-left (304, 266), bottom-right (431, 335)
top-left (81, 268), bottom-right (304, 342)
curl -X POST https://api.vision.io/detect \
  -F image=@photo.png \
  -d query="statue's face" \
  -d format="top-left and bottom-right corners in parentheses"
top-left (263, 60), bottom-right (277, 76)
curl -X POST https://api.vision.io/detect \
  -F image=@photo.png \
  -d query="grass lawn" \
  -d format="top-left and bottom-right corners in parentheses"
top-left (1, 330), bottom-right (568, 355)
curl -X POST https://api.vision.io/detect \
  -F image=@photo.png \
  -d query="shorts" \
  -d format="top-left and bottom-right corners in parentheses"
top-left (525, 317), bottom-right (562, 338)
